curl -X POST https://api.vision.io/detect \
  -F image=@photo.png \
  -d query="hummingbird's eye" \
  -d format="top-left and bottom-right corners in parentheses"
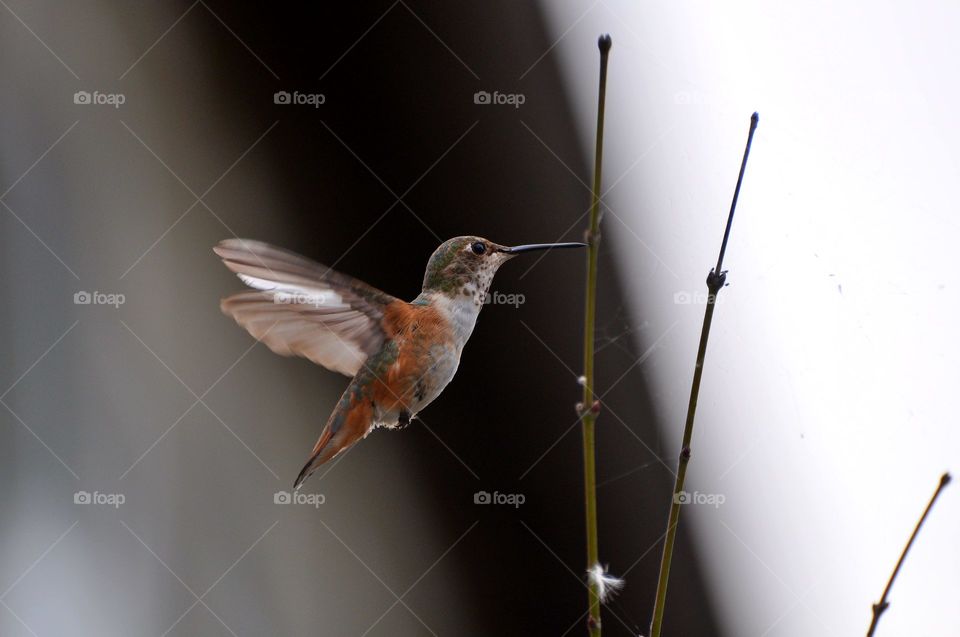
top-left (471, 241), bottom-right (486, 255)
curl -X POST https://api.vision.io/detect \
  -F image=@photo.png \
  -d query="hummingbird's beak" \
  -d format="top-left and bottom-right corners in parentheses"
top-left (501, 242), bottom-right (586, 254)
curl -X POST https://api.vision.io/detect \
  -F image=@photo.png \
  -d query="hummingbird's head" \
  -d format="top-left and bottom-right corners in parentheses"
top-left (422, 236), bottom-right (585, 305)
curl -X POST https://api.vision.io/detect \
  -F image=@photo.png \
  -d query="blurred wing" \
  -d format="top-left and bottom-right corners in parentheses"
top-left (214, 238), bottom-right (398, 377)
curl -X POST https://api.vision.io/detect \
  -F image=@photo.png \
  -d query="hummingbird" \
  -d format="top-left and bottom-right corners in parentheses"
top-left (214, 236), bottom-right (584, 489)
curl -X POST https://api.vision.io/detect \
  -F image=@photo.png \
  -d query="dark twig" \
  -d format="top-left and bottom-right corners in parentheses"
top-left (649, 113), bottom-right (758, 637)
top-left (866, 472), bottom-right (952, 636)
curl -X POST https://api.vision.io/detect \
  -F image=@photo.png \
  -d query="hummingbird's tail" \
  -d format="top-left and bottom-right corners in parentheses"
top-left (293, 387), bottom-right (375, 490)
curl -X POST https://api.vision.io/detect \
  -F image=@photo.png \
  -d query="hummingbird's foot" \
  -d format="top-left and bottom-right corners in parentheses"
top-left (398, 411), bottom-right (412, 429)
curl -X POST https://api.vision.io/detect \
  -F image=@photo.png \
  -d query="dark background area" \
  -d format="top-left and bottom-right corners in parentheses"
top-left (0, 1), bottom-right (719, 635)
top-left (220, 3), bottom-right (719, 634)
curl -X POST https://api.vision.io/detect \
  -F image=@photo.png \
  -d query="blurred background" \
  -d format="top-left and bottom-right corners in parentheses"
top-left (1, 2), bottom-right (956, 636)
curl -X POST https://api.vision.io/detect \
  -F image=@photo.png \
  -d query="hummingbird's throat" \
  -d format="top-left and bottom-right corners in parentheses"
top-left (457, 264), bottom-right (497, 308)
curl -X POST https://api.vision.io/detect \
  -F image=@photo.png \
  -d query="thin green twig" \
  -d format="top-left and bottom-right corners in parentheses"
top-left (581, 33), bottom-right (611, 637)
top-left (649, 113), bottom-right (758, 637)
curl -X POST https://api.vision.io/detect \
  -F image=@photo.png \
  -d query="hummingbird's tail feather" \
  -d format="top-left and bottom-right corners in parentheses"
top-left (292, 393), bottom-right (375, 490)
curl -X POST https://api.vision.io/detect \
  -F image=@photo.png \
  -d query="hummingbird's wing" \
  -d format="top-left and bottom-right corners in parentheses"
top-left (214, 239), bottom-right (397, 377)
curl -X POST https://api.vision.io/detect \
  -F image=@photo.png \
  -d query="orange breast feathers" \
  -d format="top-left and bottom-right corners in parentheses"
top-left (371, 301), bottom-right (452, 412)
